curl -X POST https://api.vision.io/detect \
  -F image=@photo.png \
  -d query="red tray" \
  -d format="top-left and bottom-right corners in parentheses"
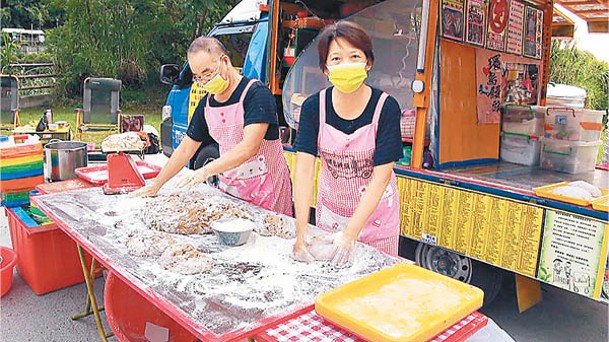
top-left (75, 160), bottom-right (161, 185)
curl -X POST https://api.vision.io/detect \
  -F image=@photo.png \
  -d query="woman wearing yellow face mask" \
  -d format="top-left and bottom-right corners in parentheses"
top-left (292, 21), bottom-right (403, 264)
top-left (132, 37), bottom-right (293, 217)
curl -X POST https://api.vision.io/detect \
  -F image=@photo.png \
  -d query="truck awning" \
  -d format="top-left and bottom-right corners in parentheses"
top-left (554, 0), bottom-right (609, 36)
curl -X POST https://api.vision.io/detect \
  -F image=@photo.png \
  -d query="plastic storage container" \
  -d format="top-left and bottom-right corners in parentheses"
top-left (104, 272), bottom-right (197, 342)
top-left (546, 83), bottom-right (586, 108)
top-left (540, 138), bottom-right (602, 174)
top-left (6, 206), bottom-right (93, 295)
top-left (500, 132), bottom-right (541, 166)
top-left (544, 107), bottom-right (604, 142)
top-left (502, 105), bottom-right (545, 136)
top-left (0, 246), bottom-right (18, 297)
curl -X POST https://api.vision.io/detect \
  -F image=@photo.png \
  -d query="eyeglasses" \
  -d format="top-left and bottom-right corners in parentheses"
top-left (193, 58), bottom-right (223, 85)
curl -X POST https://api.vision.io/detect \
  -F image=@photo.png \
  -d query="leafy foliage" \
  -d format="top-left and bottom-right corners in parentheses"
top-left (46, 0), bottom-right (238, 98)
top-left (0, 33), bottom-right (19, 69)
top-left (549, 39), bottom-right (609, 111)
top-left (0, 0), bottom-right (65, 29)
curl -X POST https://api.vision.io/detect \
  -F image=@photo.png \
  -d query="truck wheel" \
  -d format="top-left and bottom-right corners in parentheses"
top-left (191, 143), bottom-right (220, 186)
top-left (414, 243), bottom-right (502, 306)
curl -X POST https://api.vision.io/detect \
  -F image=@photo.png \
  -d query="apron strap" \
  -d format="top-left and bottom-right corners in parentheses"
top-left (205, 78), bottom-right (258, 108)
top-left (319, 88), bottom-right (327, 126)
top-left (372, 92), bottom-right (389, 126)
top-left (239, 79), bottom-right (258, 103)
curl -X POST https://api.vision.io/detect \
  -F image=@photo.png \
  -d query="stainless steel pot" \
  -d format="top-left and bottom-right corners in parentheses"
top-left (44, 140), bottom-right (88, 181)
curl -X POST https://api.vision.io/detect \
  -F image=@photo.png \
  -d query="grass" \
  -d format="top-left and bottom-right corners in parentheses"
top-left (9, 101), bottom-right (163, 147)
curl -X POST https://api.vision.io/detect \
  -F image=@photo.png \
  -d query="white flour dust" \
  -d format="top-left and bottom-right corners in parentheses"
top-left (35, 185), bottom-right (401, 337)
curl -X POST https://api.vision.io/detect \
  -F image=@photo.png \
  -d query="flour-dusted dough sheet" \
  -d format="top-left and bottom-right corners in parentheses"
top-left (125, 230), bottom-right (177, 257)
top-left (142, 193), bottom-right (253, 235)
top-left (158, 243), bottom-right (214, 275)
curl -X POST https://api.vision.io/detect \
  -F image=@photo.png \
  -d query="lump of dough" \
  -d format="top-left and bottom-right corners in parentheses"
top-left (257, 214), bottom-right (295, 239)
top-left (569, 181), bottom-right (602, 198)
top-left (158, 243), bottom-right (214, 275)
top-left (126, 230), bottom-right (176, 257)
top-left (550, 186), bottom-right (593, 201)
top-left (306, 234), bottom-right (336, 261)
top-left (142, 193), bottom-right (252, 235)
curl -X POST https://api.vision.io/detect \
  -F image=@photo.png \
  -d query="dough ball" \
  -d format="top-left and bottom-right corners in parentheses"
top-left (551, 186), bottom-right (593, 201)
top-left (126, 230), bottom-right (176, 257)
top-left (158, 243), bottom-right (213, 275)
top-left (307, 234), bottom-right (336, 262)
top-left (569, 181), bottom-right (602, 198)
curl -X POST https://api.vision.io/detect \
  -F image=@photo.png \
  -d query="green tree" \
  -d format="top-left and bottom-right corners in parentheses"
top-left (0, 0), bottom-right (65, 29)
top-left (549, 40), bottom-right (609, 111)
top-left (46, 0), bottom-right (237, 97)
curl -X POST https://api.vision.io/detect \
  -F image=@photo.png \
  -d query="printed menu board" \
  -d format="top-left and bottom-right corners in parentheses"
top-left (523, 6), bottom-right (543, 59)
top-left (506, 0), bottom-right (524, 55)
top-left (486, 0), bottom-right (509, 51)
top-left (398, 178), bottom-right (544, 277)
top-left (465, 0), bottom-right (487, 46)
top-left (441, 0), bottom-right (466, 41)
top-left (537, 210), bottom-right (609, 299)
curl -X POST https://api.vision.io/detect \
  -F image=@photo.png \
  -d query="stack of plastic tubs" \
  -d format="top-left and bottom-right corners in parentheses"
top-left (6, 179), bottom-right (96, 295)
top-left (500, 105), bottom-right (545, 166)
top-left (540, 107), bottom-right (604, 174)
top-left (0, 136), bottom-right (44, 207)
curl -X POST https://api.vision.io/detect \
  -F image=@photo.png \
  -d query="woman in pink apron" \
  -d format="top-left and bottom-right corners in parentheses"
top-left (133, 36), bottom-right (292, 216)
top-left (292, 21), bottom-right (403, 264)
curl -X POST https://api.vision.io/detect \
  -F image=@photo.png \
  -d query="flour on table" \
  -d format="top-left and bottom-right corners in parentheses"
top-left (158, 243), bottom-right (214, 275)
top-left (125, 230), bottom-right (177, 257)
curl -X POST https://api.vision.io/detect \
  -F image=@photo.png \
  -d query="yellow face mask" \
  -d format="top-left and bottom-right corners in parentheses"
top-left (327, 62), bottom-right (368, 93)
top-left (200, 59), bottom-right (229, 94)
top-left (202, 73), bottom-right (229, 94)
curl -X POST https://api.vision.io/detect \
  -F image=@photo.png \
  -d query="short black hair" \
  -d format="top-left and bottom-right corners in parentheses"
top-left (187, 36), bottom-right (229, 57)
top-left (316, 21), bottom-right (374, 72)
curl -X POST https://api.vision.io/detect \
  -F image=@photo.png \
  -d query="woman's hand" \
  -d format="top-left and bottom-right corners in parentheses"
top-left (176, 167), bottom-right (210, 190)
top-left (129, 183), bottom-right (161, 197)
top-left (292, 235), bottom-right (315, 263)
top-left (330, 230), bottom-right (357, 265)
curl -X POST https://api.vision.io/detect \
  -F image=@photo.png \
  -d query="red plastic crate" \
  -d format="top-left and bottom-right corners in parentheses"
top-left (75, 160), bottom-right (161, 185)
top-left (5, 207), bottom-right (94, 295)
top-left (35, 178), bottom-right (95, 194)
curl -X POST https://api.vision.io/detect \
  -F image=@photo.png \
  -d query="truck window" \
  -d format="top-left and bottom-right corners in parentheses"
top-left (213, 26), bottom-right (255, 69)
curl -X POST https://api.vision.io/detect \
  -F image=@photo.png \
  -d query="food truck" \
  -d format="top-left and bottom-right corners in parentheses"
top-left (159, 0), bottom-right (609, 307)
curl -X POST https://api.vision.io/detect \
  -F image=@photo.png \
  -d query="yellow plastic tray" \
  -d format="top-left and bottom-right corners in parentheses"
top-left (315, 264), bottom-right (484, 342)
top-left (534, 182), bottom-right (609, 207)
top-left (591, 195), bottom-right (609, 212)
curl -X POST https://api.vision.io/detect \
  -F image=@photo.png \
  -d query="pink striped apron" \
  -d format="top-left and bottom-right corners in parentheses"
top-left (316, 89), bottom-right (400, 256)
top-left (205, 79), bottom-right (293, 216)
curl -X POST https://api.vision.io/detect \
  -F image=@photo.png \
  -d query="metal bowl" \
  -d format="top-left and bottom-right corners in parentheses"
top-left (211, 218), bottom-right (255, 246)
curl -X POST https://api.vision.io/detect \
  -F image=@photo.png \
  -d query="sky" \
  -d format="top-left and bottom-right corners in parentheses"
top-left (555, 3), bottom-right (609, 63)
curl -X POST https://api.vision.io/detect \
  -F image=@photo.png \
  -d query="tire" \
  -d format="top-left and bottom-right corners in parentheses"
top-left (414, 242), bottom-right (503, 306)
top-left (191, 143), bottom-right (220, 186)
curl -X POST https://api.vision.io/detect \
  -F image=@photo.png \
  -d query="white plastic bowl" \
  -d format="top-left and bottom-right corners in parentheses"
top-left (211, 218), bottom-right (255, 246)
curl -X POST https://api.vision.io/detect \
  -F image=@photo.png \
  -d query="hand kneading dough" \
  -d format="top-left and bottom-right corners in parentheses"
top-left (569, 181), bottom-right (603, 198)
top-left (158, 243), bottom-right (213, 275)
top-left (307, 234), bottom-right (336, 261)
top-left (126, 230), bottom-right (176, 257)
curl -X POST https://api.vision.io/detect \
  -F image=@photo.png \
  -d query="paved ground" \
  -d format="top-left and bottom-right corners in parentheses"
top-left (1, 153), bottom-right (607, 341)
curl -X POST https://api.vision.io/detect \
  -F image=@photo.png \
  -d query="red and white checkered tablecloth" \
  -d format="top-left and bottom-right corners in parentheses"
top-left (254, 308), bottom-right (488, 342)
